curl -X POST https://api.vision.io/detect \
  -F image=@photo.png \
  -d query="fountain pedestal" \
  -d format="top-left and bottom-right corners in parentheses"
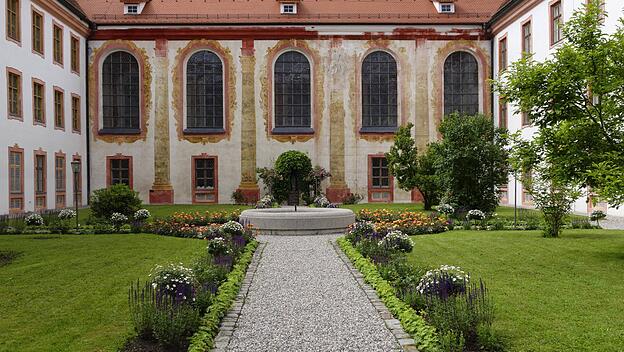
top-left (240, 206), bottom-right (355, 236)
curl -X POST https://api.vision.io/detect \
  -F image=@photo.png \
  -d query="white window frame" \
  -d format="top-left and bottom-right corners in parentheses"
top-left (280, 3), bottom-right (297, 15)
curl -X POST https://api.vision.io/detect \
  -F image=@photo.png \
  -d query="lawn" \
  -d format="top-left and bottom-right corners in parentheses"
top-left (406, 229), bottom-right (624, 352)
top-left (0, 234), bottom-right (206, 352)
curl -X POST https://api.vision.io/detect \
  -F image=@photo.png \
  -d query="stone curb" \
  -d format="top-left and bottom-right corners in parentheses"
top-left (211, 241), bottom-right (267, 352)
top-left (331, 240), bottom-right (420, 352)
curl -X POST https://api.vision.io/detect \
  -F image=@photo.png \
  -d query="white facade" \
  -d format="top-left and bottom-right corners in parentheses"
top-left (0, 0), bottom-right (89, 214)
top-left (492, 0), bottom-right (624, 216)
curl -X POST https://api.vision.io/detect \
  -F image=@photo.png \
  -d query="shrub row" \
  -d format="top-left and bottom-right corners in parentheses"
top-left (188, 240), bottom-right (259, 352)
top-left (337, 237), bottom-right (440, 352)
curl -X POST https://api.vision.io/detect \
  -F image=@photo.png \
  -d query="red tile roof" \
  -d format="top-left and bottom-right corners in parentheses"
top-left (77, 0), bottom-right (508, 25)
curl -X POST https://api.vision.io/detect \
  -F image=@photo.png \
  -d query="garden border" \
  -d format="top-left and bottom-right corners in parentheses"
top-left (187, 240), bottom-right (261, 352)
top-left (336, 237), bottom-right (441, 352)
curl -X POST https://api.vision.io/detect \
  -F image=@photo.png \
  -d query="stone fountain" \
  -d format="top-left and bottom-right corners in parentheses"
top-left (240, 206), bottom-right (355, 236)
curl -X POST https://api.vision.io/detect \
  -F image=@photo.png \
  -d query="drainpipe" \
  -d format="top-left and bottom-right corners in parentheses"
top-left (85, 33), bottom-right (92, 202)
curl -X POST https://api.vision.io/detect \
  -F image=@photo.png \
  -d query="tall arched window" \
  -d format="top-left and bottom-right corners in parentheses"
top-left (274, 51), bottom-right (311, 130)
top-left (102, 51), bottom-right (140, 130)
top-left (362, 51), bottom-right (398, 130)
top-left (186, 50), bottom-right (224, 130)
top-left (443, 51), bottom-right (479, 116)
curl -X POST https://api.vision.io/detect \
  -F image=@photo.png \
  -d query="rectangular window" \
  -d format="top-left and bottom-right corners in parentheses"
top-left (522, 20), bottom-right (532, 54)
top-left (7, 69), bottom-right (22, 118)
top-left (368, 156), bottom-right (393, 202)
top-left (7, 0), bottom-right (20, 42)
top-left (34, 152), bottom-right (46, 209)
top-left (71, 95), bottom-right (80, 132)
top-left (192, 156), bottom-right (218, 203)
top-left (55, 154), bottom-right (65, 208)
top-left (551, 1), bottom-right (563, 45)
top-left (54, 88), bottom-right (64, 129)
top-left (9, 147), bottom-right (24, 212)
top-left (32, 9), bottom-right (43, 54)
top-left (33, 80), bottom-right (45, 124)
top-left (498, 37), bottom-right (507, 72)
top-left (53, 24), bottom-right (63, 65)
top-left (522, 170), bottom-right (534, 205)
top-left (499, 98), bottom-right (507, 129)
top-left (522, 111), bottom-right (532, 126)
top-left (73, 156), bottom-right (82, 206)
top-left (108, 157), bottom-right (132, 187)
top-left (70, 36), bottom-right (79, 73)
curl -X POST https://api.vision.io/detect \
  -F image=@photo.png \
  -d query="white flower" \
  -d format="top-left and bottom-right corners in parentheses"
top-left (25, 213), bottom-right (44, 226)
top-left (134, 209), bottom-right (151, 220)
top-left (58, 209), bottom-right (77, 220)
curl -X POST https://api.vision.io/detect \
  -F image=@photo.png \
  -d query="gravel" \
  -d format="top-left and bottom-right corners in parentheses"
top-left (599, 215), bottom-right (624, 230)
top-left (225, 235), bottom-right (400, 352)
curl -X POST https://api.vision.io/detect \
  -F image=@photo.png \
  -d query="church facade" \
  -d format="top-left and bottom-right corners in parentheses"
top-left (2, 0), bottom-right (623, 216)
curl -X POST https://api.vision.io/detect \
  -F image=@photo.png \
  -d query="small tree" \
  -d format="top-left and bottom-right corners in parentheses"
top-left (385, 123), bottom-right (441, 210)
top-left (433, 113), bottom-right (510, 213)
top-left (90, 184), bottom-right (142, 219)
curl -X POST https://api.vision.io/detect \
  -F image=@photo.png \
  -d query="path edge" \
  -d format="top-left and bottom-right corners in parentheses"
top-left (331, 239), bottom-right (420, 352)
top-left (211, 241), bottom-right (267, 352)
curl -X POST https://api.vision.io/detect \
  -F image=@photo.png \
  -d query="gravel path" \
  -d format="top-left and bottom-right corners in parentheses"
top-left (225, 235), bottom-right (401, 352)
top-left (599, 215), bottom-right (624, 230)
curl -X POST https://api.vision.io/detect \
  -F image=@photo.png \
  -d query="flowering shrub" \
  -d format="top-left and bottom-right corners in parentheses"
top-left (169, 210), bottom-right (240, 226)
top-left (416, 265), bottom-right (470, 297)
top-left (313, 194), bottom-right (331, 207)
top-left (466, 209), bottom-right (486, 221)
top-left (346, 221), bottom-right (376, 244)
top-left (357, 209), bottom-right (449, 236)
top-left (207, 237), bottom-right (231, 256)
top-left (590, 210), bottom-right (606, 222)
top-left (379, 230), bottom-right (414, 253)
top-left (25, 213), bottom-right (44, 226)
top-left (134, 209), bottom-right (151, 221)
top-left (435, 204), bottom-right (455, 216)
top-left (150, 263), bottom-right (196, 304)
top-left (58, 209), bottom-right (76, 220)
top-left (256, 195), bottom-right (276, 209)
top-left (111, 212), bottom-right (129, 226)
top-left (220, 221), bottom-right (244, 236)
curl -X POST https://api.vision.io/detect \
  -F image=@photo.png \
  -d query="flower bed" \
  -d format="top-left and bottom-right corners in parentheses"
top-left (356, 209), bottom-right (449, 236)
top-left (146, 210), bottom-right (242, 238)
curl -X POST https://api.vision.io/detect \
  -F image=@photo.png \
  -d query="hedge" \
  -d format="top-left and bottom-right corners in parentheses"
top-left (187, 240), bottom-right (259, 352)
top-left (337, 237), bottom-right (440, 352)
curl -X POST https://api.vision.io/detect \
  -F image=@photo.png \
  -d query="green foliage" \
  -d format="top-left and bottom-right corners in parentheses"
top-left (337, 238), bottom-right (440, 352)
top-left (386, 123), bottom-right (442, 210)
top-left (341, 193), bottom-right (363, 205)
top-left (90, 184), bottom-right (143, 219)
top-left (432, 113), bottom-right (510, 213)
top-left (274, 150), bottom-right (313, 178)
top-left (494, 2), bottom-right (624, 207)
top-left (188, 241), bottom-right (259, 352)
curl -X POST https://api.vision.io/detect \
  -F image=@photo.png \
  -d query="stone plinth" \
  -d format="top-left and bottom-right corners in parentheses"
top-left (240, 207), bottom-right (355, 236)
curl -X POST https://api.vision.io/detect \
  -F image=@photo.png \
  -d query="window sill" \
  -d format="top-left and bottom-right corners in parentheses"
top-left (359, 126), bottom-right (398, 134)
top-left (271, 127), bottom-right (314, 135)
top-left (98, 128), bottom-right (141, 135)
top-left (184, 128), bottom-right (225, 135)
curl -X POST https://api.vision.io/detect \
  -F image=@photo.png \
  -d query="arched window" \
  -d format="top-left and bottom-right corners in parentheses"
top-left (443, 51), bottom-right (479, 116)
top-left (186, 50), bottom-right (224, 130)
top-left (102, 51), bottom-right (140, 130)
top-left (274, 51), bottom-right (311, 130)
top-left (362, 51), bottom-right (398, 130)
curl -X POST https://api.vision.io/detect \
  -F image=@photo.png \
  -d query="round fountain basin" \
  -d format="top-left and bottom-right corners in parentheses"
top-left (240, 206), bottom-right (356, 236)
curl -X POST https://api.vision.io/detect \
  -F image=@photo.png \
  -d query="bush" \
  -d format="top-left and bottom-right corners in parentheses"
top-left (274, 150), bottom-right (313, 202)
top-left (466, 209), bottom-right (486, 221)
top-left (416, 265), bottom-right (470, 298)
top-left (206, 237), bottom-right (231, 257)
top-left (255, 195), bottom-right (277, 209)
top-left (590, 210), bottom-right (606, 227)
top-left (342, 193), bottom-right (363, 205)
top-left (25, 213), bottom-right (44, 226)
top-left (345, 221), bottom-right (376, 244)
top-left (90, 184), bottom-right (142, 219)
top-left (150, 263), bottom-right (196, 305)
top-left (379, 230), bottom-right (414, 253)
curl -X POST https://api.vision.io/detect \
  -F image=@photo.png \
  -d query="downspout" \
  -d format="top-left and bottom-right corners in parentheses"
top-left (488, 23), bottom-right (495, 120)
top-left (85, 26), bottom-right (94, 202)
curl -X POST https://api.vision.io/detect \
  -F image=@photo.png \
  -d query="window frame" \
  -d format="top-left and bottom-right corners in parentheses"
top-left (272, 50), bottom-right (313, 134)
top-left (32, 78), bottom-right (46, 126)
top-left (550, 1), bottom-right (563, 46)
top-left (6, 67), bottom-right (23, 120)
top-left (55, 152), bottom-right (66, 209)
top-left (184, 49), bottom-right (226, 134)
top-left (521, 18), bottom-right (533, 55)
top-left (52, 22), bottom-right (64, 67)
top-left (498, 97), bottom-right (508, 129)
top-left (367, 155), bottom-right (394, 203)
top-left (106, 155), bottom-right (133, 188)
top-left (498, 35), bottom-right (508, 72)
top-left (34, 150), bottom-right (47, 210)
top-left (100, 50), bottom-right (141, 134)
top-left (443, 51), bottom-right (480, 117)
top-left (360, 50), bottom-right (399, 133)
top-left (53, 86), bottom-right (65, 130)
top-left (70, 34), bottom-right (80, 75)
top-left (8, 146), bottom-right (24, 213)
top-left (31, 7), bottom-right (44, 57)
top-left (191, 155), bottom-right (219, 204)
top-left (72, 154), bottom-right (82, 207)
top-left (6, 0), bottom-right (21, 44)
top-left (522, 111), bottom-right (532, 127)
top-left (71, 94), bottom-right (81, 133)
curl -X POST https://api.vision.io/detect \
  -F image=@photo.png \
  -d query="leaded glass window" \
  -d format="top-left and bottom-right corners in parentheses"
top-left (362, 51), bottom-right (398, 129)
top-left (102, 51), bottom-right (140, 130)
top-left (110, 158), bottom-right (130, 186)
top-left (444, 52), bottom-right (479, 116)
top-left (274, 51), bottom-right (311, 129)
top-left (186, 51), bottom-right (224, 130)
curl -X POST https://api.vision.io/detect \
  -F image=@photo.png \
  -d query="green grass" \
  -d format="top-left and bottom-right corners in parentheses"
top-left (406, 229), bottom-right (624, 352)
top-left (0, 234), bottom-right (206, 352)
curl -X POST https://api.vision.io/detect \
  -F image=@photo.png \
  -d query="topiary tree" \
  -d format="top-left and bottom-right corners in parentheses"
top-left (90, 184), bottom-right (143, 220)
top-left (385, 123), bottom-right (441, 210)
top-left (274, 150), bottom-right (313, 204)
top-left (433, 113), bottom-right (510, 213)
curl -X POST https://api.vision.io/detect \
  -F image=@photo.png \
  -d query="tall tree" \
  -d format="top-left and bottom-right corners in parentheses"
top-left (495, 2), bottom-right (624, 207)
